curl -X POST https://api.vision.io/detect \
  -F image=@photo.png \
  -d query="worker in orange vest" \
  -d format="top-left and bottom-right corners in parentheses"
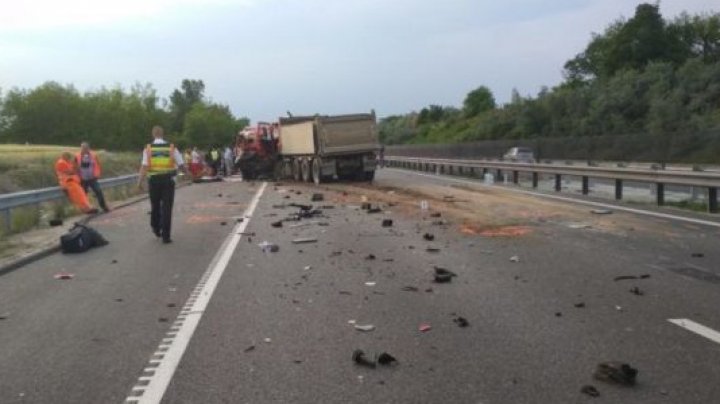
top-left (55, 152), bottom-right (98, 214)
top-left (76, 142), bottom-right (110, 212)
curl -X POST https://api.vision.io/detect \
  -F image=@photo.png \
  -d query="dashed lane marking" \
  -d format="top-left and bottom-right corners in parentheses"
top-left (124, 182), bottom-right (267, 404)
top-left (388, 169), bottom-right (720, 229)
top-left (668, 319), bottom-right (720, 346)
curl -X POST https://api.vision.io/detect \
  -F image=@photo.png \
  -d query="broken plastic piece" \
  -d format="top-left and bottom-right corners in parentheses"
top-left (574, 302), bottom-right (586, 308)
top-left (453, 316), bottom-right (469, 327)
top-left (580, 385), bottom-right (600, 397)
top-left (258, 241), bottom-right (280, 253)
top-left (378, 352), bottom-right (397, 366)
top-left (292, 238), bottom-right (318, 244)
top-left (509, 256), bottom-right (520, 263)
top-left (244, 345), bottom-right (255, 353)
top-left (593, 362), bottom-right (638, 386)
top-left (367, 207), bottom-right (382, 214)
top-left (271, 221), bottom-right (283, 228)
top-left (629, 286), bottom-right (644, 296)
top-left (364, 282), bottom-right (376, 287)
top-left (691, 253), bottom-right (704, 258)
top-left (352, 349), bottom-right (376, 368)
top-left (365, 254), bottom-right (376, 260)
top-left (311, 193), bottom-right (324, 202)
top-left (591, 209), bottom-right (613, 215)
top-left (429, 212), bottom-right (441, 218)
top-left (423, 233), bottom-right (435, 241)
top-left (382, 219), bottom-right (393, 227)
top-left (419, 323), bottom-right (432, 332)
top-left (54, 272), bottom-right (74, 280)
top-left (401, 286), bottom-right (419, 292)
top-left (354, 324), bottom-right (376, 332)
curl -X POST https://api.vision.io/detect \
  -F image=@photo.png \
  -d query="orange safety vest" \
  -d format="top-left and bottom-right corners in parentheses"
top-left (55, 158), bottom-right (80, 186)
top-left (75, 151), bottom-right (102, 178)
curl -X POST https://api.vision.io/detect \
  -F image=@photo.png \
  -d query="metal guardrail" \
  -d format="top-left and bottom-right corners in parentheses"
top-left (0, 174), bottom-right (138, 233)
top-left (385, 156), bottom-right (720, 213)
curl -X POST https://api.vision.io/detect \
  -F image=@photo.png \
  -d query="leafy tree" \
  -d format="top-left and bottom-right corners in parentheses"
top-left (169, 79), bottom-right (205, 134)
top-left (463, 86), bottom-right (495, 117)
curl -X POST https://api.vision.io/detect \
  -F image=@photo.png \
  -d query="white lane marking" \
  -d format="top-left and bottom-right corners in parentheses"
top-left (388, 169), bottom-right (720, 228)
top-left (124, 182), bottom-right (267, 404)
top-left (668, 319), bottom-right (720, 345)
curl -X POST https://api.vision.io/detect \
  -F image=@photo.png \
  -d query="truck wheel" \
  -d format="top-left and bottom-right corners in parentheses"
top-left (312, 159), bottom-right (322, 185)
top-left (273, 161), bottom-right (284, 181)
top-left (301, 159), bottom-right (311, 182)
top-left (292, 159), bottom-right (301, 181)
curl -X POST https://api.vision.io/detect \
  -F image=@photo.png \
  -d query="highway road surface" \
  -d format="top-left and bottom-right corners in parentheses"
top-left (1, 169), bottom-right (720, 404)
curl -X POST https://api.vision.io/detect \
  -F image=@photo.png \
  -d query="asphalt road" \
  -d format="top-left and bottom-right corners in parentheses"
top-left (1, 170), bottom-right (720, 404)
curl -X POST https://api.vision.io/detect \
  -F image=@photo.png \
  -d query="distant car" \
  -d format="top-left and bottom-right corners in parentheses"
top-left (503, 147), bottom-right (535, 163)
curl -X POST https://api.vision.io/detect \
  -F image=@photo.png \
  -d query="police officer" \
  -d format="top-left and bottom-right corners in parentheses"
top-left (136, 126), bottom-right (186, 244)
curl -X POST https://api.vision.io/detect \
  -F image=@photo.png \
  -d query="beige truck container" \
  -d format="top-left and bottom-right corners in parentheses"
top-left (278, 112), bottom-right (379, 184)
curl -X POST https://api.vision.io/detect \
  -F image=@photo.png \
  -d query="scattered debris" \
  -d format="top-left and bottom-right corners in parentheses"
top-left (158, 317), bottom-right (169, 323)
top-left (401, 286), bottom-right (419, 292)
top-left (555, 312), bottom-right (563, 317)
top-left (420, 200), bottom-right (429, 210)
top-left (271, 221), bottom-right (283, 228)
top-left (236, 217), bottom-right (244, 223)
top-left (264, 338), bottom-right (272, 343)
top-left (580, 385), bottom-right (600, 397)
top-left (629, 286), bottom-right (644, 296)
top-left (364, 282), bottom-right (376, 287)
top-left (381, 219), bottom-right (393, 227)
top-left (423, 233), bottom-right (435, 241)
top-left (114, 298), bottom-right (123, 302)
top-left (111, 259), bottom-right (118, 264)
top-left (244, 345), bottom-right (256, 353)
top-left (615, 305), bottom-right (623, 312)
top-left (509, 255), bottom-right (520, 263)
top-left (354, 324), bottom-right (376, 332)
top-left (289, 203), bottom-right (313, 211)
top-left (426, 247), bottom-right (441, 253)
top-left (568, 223), bottom-right (593, 229)
top-left (311, 193), bottom-right (324, 202)
top-left (303, 265), bottom-right (312, 270)
top-left (339, 291), bottom-right (352, 295)
top-left (365, 254), bottom-right (376, 260)
top-left (377, 352), bottom-right (398, 366)
top-left (574, 302), bottom-right (586, 308)
top-left (367, 207), bottom-right (382, 214)
top-left (361, 202), bottom-right (372, 210)
top-left (54, 272), bottom-right (74, 280)
top-left (453, 316), bottom-right (469, 327)
top-left (591, 209), bottom-right (613, 215)
top-left (167, 303), bottom-right (176, 308)
top-left (479, 226), bottom-right (532, 237)
top-left (220, 221), bottom-right (227, 226)
top-left (292, 238), bottom-right (318, 244)
top-left (429, 212), bottom-right (441, 218)
top-left (691, 253), bottom-right (704, 258)
top-left (434, 266), bottom-right (456, 283)
top-left (0, 313), bottom-right (9, 320)
top-left (419, 323), bottom-right (432, 332)
top-left (593, 362), bottom-right (638, 386)
top-left (352, 349), bottom-right (376, 368)
top-left (258, 241), bottom-right (280, 253)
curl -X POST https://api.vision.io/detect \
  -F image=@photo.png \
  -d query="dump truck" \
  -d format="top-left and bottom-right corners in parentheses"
top-left (276, 112), bottom-right (380, 184)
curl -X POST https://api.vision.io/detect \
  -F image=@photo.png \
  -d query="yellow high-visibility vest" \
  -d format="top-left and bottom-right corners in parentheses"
top-left (146, 144), bottom-right (176, 176)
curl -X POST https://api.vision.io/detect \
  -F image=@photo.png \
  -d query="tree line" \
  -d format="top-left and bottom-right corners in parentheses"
top-left (0, 79), bottom-right (249, 150)
top-left (379, 4), bottom-right (720, 146)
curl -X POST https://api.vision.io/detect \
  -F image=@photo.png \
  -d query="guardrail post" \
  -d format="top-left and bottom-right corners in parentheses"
top-left (496, 169), bottom-right (503, 182)
top-left (656, 183), bottom-right (665, 206)
top-left (512, 171), bottom-right (519, 184)
top-left (554, 174), bottom-right (561, 192)
top-left (2, 209), bottom-right (10, 234)
top-left (615, 179), bottom-right (623, 200)
top-left (469, 167), bottom-right (475, 177)
top-left (709, 187), bottom-right (718, 213)
top-left (532, 172), bottom-right (538, 188)
top-left (582, 176), bottom-right (589, 195)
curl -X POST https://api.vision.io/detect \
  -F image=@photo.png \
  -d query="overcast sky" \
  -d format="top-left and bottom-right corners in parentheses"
top-left (1, 0), bottom-right (717, 122)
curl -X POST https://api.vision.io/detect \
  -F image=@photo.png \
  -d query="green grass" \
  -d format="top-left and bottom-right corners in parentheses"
top-left (0, 144), bottom-right (140, 193)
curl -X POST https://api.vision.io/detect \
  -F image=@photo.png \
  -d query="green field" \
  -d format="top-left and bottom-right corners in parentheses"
top-left (0, 144), bottom-right (140, 194)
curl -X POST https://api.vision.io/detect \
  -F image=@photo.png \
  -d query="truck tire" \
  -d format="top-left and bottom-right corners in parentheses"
top-left (301, 159), bottom-right (311, 182)
top-left (292, 159), bottom-right (301, 182)
top-left (312, 158), bottom-right (321, 185)
top-left (273, 161), bottom-right (284, 181)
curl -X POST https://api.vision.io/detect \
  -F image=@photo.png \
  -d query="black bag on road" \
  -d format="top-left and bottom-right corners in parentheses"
top-left (60, 224), bottom-right (109, 254)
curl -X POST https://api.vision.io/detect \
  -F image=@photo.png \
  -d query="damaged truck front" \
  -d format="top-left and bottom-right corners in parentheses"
top-left (277, 112), bottom-right (380, 184)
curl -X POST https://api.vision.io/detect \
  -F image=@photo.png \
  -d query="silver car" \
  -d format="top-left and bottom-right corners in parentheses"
top-left (503, 147), bottom-right (535, 163)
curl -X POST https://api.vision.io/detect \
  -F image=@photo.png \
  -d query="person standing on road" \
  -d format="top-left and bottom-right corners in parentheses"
top-left (55, 152), bottom-right (98, 214)
top-left (76, 142), bottom-right (110, 212)
top-left (136, 125), bottom-right (186, 244)
top-left (190, 147), bottom-right (202, 179)
top-left (223, 145), bottom-right (234, 176)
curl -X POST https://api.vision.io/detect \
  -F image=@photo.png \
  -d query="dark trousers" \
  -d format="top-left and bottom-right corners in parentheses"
top-left (149, 174), bottom-right (175, 240)
top-left (81, 178), bottom-right (108, 211)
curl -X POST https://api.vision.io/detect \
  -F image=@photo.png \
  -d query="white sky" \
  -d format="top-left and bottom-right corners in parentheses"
top-left (0, 0), bottom-right (717, 121)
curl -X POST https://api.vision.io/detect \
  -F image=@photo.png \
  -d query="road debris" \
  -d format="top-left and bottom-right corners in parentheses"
top-left (401, 286), bottom-right (419, 292)
top-left (453, 316), bottom-right (469, 327)
top-left (420, 200), bottom-right (429, 210)
top-left (419, 323), bottom-right (432, 332)
top-left (367, 207), bottom-right (383, 214)
top-left (364, 282), bottom-right (376, 287)
top-left (352, 349), bottom-right (376, 368)
top-left (0, 313), bottom-right (9, 320)
top-left (509, 255), bottom-right (520, 263)
top-left (264, 338), bottom-right (272, 343)
top-left (691, 253), bottom-right (704, 258)
top-left (365, 254), bottom-right (376, 260)
top-left (580, 385), bottom-right (600, 397)
top-left (54, 272), bottom-right (74, 280)
top-left (377, 352), bottom-right (398, 366)
top-left (158, 317), bottom-right (169, 323)
top-left (426, 247), bottom-right (441, 253)
top-left (593, 362), bottom-right (638, 386)
top-left (271, 221), bottom-right (283, 228)
top-left (292, 238), bottom-right (318, 244)
top-left (555, 312), bottom-right (563, 317)
top-left (354, 324), bottom-right (376, 332)
top-left (613, 274), bottom-right (651, 281)
top-left (423, 233), bottom-right (435, 241)
top-left (361, 202), bottom-right (372, 210)
top-left (311, 193), bottom-right (324, 202)
top-left (381, 219), bottom-right (393, 227)
top-left (258, 241), bottom-right (280, 253)
top-left (434, 267), bottom-right (457, 283)
top-left (574, 302), bottom-right (586, 308)
top-left (430, 212), bottom-right (441, 218)
top-left (244, 345), bottom-right (256, 353)
top-left (591, 209), bottom-right (613, 215)
top-left (629, 286), bottom-right (644, 296)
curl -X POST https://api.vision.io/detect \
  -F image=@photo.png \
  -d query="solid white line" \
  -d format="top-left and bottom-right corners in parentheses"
top-left (125, 182), bottom-right (267, 404)
top-left (668, 319), bottom-right (720, 345)
top-left (388, 168), bottom-right (720, 228)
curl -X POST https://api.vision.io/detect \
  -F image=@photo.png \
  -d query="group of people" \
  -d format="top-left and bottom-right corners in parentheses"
top-left (54, 142), bottom-right (110, 215)
top-left (184, 145), bottom-right (238, 179)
